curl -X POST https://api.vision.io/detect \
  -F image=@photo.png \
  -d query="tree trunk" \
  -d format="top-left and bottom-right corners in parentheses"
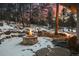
top-left (55, 3), bottom-right (59, 35)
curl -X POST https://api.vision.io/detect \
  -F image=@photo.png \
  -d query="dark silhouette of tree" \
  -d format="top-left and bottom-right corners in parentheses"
top-left (66, 13), bottom-right (76, 32)
top-left (47, 4), bottom-right (53, 28)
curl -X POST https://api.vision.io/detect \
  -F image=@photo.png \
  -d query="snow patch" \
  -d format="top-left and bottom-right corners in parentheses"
top-left (0, 37), bottom-right (54, 56)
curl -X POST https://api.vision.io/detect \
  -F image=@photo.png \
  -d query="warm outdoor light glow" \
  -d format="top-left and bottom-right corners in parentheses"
top-left (29, 28), bottom-right (32, 36)
top-left (69, 5), bottom-right (77, 13)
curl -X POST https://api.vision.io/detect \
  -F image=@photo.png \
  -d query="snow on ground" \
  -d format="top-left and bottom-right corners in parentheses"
top-left (0, 22), bottom-right (76, 56)
top-left (0, 22), bottom-right (14, 32)
top-left (0, 23), bottom-right (55, 56)
top-left (59, 27), bottom-right (76, 32)
top-left (0, 37), bottom-right (54, 56)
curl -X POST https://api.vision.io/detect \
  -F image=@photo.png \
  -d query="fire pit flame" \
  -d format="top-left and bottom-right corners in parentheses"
top-left (29, 28), bottom-right (32, 36)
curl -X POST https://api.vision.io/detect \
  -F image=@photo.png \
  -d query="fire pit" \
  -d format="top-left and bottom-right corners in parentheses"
top-left (21, 28), bottom-right (38, 45)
